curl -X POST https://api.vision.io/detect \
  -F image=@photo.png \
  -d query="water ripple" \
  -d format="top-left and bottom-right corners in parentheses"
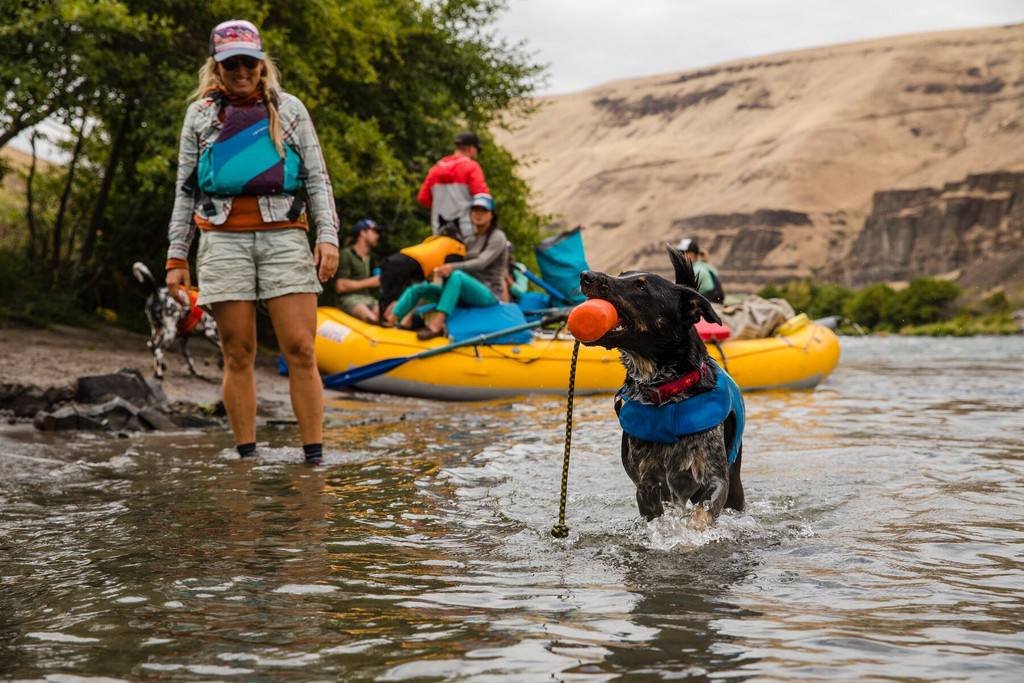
top-left (1, 336), bottom-right (1022, 680)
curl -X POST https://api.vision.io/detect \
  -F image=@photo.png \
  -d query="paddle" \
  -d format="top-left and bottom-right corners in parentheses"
top-left (322, 309), bottom-right (574, 390)
top-left (513, 263), bottom-right (575, 305)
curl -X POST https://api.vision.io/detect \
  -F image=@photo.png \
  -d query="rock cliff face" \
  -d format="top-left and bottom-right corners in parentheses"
top-left (497, 23), bottom-right (1024, 295)
top-left (830, 172), bottom-right (1024, 291)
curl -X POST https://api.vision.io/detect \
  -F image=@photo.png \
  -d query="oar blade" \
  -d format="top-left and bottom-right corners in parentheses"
top-left (322, 355), bottom-right (411, 389)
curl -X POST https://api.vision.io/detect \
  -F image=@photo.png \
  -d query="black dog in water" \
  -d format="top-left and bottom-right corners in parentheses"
top-left (578, 246), bottom-right (745, 530)
top-left (132, 262), bottom-right (222, 379)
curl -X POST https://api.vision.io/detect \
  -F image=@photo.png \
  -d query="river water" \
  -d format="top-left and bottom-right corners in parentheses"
top-left (1, 336), bottom-right (1022, 681)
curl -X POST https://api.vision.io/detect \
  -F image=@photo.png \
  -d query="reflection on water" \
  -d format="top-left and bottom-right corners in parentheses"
top-left (1, 336), bottom-right (1023, 681)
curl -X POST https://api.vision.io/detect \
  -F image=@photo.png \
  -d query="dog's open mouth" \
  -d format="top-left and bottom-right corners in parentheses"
top-left (567, 296), bottom-right (631, 344)
top-left (605, 313), bottom-right (628, 336)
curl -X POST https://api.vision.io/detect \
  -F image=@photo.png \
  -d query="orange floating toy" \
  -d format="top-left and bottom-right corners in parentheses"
top-left (567, 299), bottom-right (619, 342)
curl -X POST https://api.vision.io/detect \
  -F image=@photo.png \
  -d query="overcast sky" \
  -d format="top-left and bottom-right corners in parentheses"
top-left (14, 2), bottom-right (1024, 161)
top-left (496, 0), bottom-right (1024, 95)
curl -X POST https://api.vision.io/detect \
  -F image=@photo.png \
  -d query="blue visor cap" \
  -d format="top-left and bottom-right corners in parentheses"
top-left (470, 193), bottom-right (495, 211)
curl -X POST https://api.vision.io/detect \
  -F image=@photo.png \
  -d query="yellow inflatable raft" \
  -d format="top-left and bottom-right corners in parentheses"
top-left (315, 308), bottom-right (840, 400)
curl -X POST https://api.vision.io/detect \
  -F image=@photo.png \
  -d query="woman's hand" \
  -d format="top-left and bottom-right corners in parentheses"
top-left (314, 243), bottom-right (340, 282)
top-left (434, 263), bottom-right (454, 278)
top-left (165, 268), bottom-right (191, 304)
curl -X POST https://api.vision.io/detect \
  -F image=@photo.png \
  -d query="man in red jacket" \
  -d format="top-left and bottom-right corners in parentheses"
top-left (417, 131), bottom-right (489, 241)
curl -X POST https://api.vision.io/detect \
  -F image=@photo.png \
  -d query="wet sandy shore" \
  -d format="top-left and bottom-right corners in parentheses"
top-left (0, 320), bottom-right (295, 421)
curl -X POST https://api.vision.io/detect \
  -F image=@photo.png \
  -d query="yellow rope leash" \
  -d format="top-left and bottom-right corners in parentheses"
top-left (551, 339), bottom-right (581, 539)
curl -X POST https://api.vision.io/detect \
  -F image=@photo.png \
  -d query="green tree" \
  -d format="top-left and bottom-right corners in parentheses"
top-left (0, 1), bottom-right (90, 150)
top-left (982, 290), bottom-right (1010, 314)
top-left (0, 0), bottom-right (547, 326)
top-left (843, 283), bottom-right (896, 329)
top-left (756, 282), bottom-right (784, 300)
top-left (781, 278), bottom-right (814, 314)
top-left (885, 277), bottom-right (961, 327)
top-left (805, 283), bottom-right (853, 319)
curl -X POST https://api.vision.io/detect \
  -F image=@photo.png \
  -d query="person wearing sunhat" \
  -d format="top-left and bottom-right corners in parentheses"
top-left (417, 130), bottom-right (489, 241)
top-left (387, 192), bottom-right (507, 339)
top-left (677, 237), bottom-right (725, 304)
top-left (334, 219), bottom-right (383, 323)
top-left (164, 19), bottom-right (339, 465)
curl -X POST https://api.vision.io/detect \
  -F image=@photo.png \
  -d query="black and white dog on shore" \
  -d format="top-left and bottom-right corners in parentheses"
top-left (577, 246), bottom-right (745, 530)
top-left (132, 262), bottom-right (222, 379)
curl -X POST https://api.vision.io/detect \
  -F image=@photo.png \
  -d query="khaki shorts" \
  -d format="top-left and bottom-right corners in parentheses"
top-left (196, 228), bottom-right (323, 306)
top-left (338, 293), bottom-right (379, 315)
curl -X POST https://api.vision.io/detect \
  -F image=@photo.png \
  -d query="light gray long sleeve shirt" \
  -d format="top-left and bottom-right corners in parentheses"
top-left (449, 227), bottom-right (508, 299)
top-left (166, 92), bottom-right (339, 264)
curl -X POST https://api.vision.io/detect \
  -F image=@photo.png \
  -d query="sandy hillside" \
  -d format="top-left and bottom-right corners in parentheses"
top-left (497, 23), bottom-right (1024, 286)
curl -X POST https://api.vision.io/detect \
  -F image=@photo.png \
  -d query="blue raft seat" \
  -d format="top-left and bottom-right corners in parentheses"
top-left (515, 291), bottom-right (552, 322)
top-left (445, 303), bottom-right (533, 344)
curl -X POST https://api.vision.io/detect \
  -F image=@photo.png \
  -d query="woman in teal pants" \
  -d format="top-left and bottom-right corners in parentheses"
top-left (389, 193), bottom-right (508, 340)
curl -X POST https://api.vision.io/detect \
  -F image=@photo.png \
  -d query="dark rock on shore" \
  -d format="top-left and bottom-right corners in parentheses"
top-left (0, 384), bottom-right (76, 418)
top-left (0, 320), bottom-right (294, 429)
top-left (32, 368), bottom-right (219, 432)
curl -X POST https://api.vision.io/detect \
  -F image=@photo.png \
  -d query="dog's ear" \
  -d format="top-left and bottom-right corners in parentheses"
top-left (667, 245), bottom-right (697, 289)
top-left (679, 287), bottom-right (723, 325)
top-left (698, 295), bottom-right (722, 325)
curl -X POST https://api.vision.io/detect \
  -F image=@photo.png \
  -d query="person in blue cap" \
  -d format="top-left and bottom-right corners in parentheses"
top-left (386, 193), bottom-right (507, 339)
top-left (334, 218), bottom-right (383, 322)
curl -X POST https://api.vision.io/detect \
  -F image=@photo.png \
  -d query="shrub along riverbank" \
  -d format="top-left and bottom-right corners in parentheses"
top-left (758, 277), bottom-right (1023, 336)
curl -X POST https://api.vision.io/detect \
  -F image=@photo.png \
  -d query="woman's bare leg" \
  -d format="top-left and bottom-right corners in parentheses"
top-left (266, 292), bottom-right (322, 446)
top-left (210, 300), bottom-right (258, 445)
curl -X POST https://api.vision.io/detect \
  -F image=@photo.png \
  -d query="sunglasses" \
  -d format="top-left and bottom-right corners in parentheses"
top-left (220, 55), bottom-right (261, 71)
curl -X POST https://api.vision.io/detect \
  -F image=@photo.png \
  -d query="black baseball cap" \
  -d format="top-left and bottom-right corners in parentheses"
top-left (454, 131), bottom-right (482, 149)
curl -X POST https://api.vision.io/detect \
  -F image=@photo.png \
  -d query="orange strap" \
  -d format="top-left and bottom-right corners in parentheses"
top-left (176, 287), bottom-right (205, 337)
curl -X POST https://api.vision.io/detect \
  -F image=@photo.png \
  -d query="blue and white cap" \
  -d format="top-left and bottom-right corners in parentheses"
top-left (470, 193), bottom-right (495, 211)
top-left (352, 218), bottom-right (380, 236)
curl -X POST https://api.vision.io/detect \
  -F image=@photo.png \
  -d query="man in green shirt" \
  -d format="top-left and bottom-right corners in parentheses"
top-left (334, 219), bottom-right (382, 322)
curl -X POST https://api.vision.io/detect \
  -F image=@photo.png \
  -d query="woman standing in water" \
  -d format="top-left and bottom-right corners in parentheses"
top-left (165, 19), bottom-right (339, 465)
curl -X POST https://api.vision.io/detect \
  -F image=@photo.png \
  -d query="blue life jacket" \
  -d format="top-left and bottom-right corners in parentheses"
top-left (196, 100), bottom-right (303, 198)
top-left (615, 360), bottom-right (744, 464)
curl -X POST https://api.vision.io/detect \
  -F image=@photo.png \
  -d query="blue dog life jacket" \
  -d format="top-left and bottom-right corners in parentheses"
top-left (615, 360), bottom-right (745, 464)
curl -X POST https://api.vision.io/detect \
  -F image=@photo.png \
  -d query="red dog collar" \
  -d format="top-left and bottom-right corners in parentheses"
top-left (648, 363), bottom-right (707, 404)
